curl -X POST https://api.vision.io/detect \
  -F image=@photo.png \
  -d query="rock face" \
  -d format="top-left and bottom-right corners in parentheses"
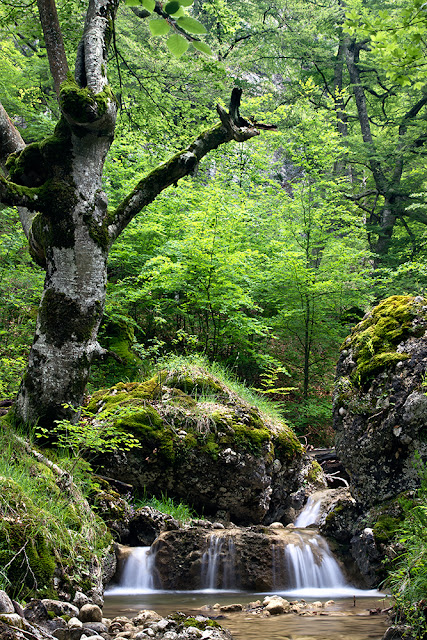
top-left (88, 364), bottom-right (306, 525)
top-left (333, 296), bottom-right (427, 508)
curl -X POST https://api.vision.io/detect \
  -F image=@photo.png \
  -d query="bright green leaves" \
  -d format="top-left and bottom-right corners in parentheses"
top-left (166, 34), bottom-right (189, 57)
top-left (125, 0), bottom-right (156, 7)
top-left (344, 0), bottom-right (427, 88)
top-left (176, 16), bottom-right (207, 34)
top-left (149, 18), bottom-right (170, 35)
top-left (165, 1), bottom-right (180, 13)
top-left (126, 0), bottom-right (212, 58)
top-left (141, 0), bottom-right (156, 10)
top-left (192, 41), bottom-right (213, 56)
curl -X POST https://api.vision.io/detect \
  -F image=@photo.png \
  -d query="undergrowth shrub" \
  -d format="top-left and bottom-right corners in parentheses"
top-left (386, 455), bottom-right (427, 638)
top-left (0, 421), bottom-right (111, 600)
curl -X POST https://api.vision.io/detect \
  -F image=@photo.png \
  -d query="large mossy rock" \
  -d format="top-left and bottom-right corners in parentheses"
top-left (88, 365), bottom-right (305, 524)
top-left (333, 295), bottom-right (427, 508)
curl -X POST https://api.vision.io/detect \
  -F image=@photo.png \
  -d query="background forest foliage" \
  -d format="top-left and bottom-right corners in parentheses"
top-left (0, 0), bottom-right (426, 447)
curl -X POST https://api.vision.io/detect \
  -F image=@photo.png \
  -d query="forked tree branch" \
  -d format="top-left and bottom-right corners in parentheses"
top-left (36, 0), bottom-right (69, 97)
top-left (108, 89), bottom-right (265, 241)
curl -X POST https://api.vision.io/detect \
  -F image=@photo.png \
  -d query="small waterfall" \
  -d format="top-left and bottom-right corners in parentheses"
top-left (285, 533), bottom-right (347, 589)
top-left (294, 495), bottom-right (322, 527)
top-left (109, 546), bottom-right (156, 593)
top-left (200, 535), bottom-right (237, 590)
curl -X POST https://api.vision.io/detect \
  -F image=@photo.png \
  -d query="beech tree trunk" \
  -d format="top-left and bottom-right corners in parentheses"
top-left (16, 131), bottom-right (112, 425)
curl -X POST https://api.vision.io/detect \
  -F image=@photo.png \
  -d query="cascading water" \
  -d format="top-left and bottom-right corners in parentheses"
top-left (107, 546), bottom-right (156, 594)
top-left (285, 532), bottom-right (347, 590)
top-left (270, 492), bottom-right (382, 597)
top-left (106, 494), bottom-right (382, 597)
top-left (294, 495), bottom-right (322, 528)
top-left (200, 534), bottom-right (237, 590)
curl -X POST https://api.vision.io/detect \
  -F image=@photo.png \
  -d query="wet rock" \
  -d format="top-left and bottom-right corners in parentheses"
top-left (128, 508), bottom-right (180, 546)
top-left (152, 525), bottom-right (281, 590)
top-left (42, 600), bottom-right (79, 619)
top-left (79, 606), bottom-right (103, 623)
top-left (0, 593), bottom-right (14, 615)
top-left (350, 528), bottom-right (382, 585)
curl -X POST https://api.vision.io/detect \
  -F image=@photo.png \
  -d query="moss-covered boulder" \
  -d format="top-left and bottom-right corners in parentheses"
top-left (333, 295), bottom-right (427, 507)
top-left (88, 365), bottom-right (305, 524)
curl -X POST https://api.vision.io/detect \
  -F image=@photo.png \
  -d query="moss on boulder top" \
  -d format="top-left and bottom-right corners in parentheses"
top-left (342, 295), bottom-right (425, 387)
top-left (87, 363), bottom-right (304, 525)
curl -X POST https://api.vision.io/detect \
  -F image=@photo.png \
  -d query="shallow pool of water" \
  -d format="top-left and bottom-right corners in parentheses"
top-left (103, 590), bottom-right (392, 640)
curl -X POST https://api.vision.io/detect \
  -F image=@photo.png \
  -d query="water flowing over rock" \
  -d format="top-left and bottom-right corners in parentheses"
top-left (200, 535), bottom-right (237, 590)
top-left (116, 547), bottom-right (157, 591)
top-left (333, 296), bottom-right (427, 508)
top-left (112, 520), bottom-right (353, 592)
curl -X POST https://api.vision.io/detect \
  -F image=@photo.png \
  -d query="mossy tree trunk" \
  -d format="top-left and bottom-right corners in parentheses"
top-left (0, 0), bottom-right (262, 427)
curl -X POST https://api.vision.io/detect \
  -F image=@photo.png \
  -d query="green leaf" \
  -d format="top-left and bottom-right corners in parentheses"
top-left (149, 18), bottom-right (171, 35)
top-left (170, 6), bottom-right (185, 17)
top-left (125, 0), bottom-right (143, 5)
top-left (193, 40), bottom-right (214, 56)
top-left (179, 0), bottom-right (193, 5)
top-left (141, 0), bottom-right (155, 10)
top-left (166, 33), bottom-right (189, 57)
top-left (176, 16), bottom-right (207, 34)
top-left (164, 1), bottom-right (180, 14)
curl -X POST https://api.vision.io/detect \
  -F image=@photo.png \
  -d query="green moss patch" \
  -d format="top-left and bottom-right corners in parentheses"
top-left (87, 365), bottom-right (303, 466)
top-left (0, 430), bottom-right (112, 601)
top-left (59, 76), bottom-right (116, 125)
top-left (344, 295), bottom-right (424, 386)
top-left (273, 427), bottom-right (303, 462)
top-left (170, 613), bottom-right (220, 630)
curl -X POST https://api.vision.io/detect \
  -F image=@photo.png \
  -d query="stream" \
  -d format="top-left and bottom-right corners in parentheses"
top-left (104, 496), bottom-right (391, 640)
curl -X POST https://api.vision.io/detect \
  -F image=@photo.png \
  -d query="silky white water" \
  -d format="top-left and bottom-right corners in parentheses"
top-left (107, 546), bottom-right (156, 594)
top-left (294, 495), bottom-right (322, 527)
top-left (200, 535), bottom-right (237, 590)
top-left (106, 493), bottom-right (384, 599)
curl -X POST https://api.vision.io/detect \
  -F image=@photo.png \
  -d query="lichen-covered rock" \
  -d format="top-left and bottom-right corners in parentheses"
top-left (334, 296), bottom-right (427, 507)
top-left (88, 365), bottom-right (304, 525)
top-left (41, 601), bottom-right (79, 619)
